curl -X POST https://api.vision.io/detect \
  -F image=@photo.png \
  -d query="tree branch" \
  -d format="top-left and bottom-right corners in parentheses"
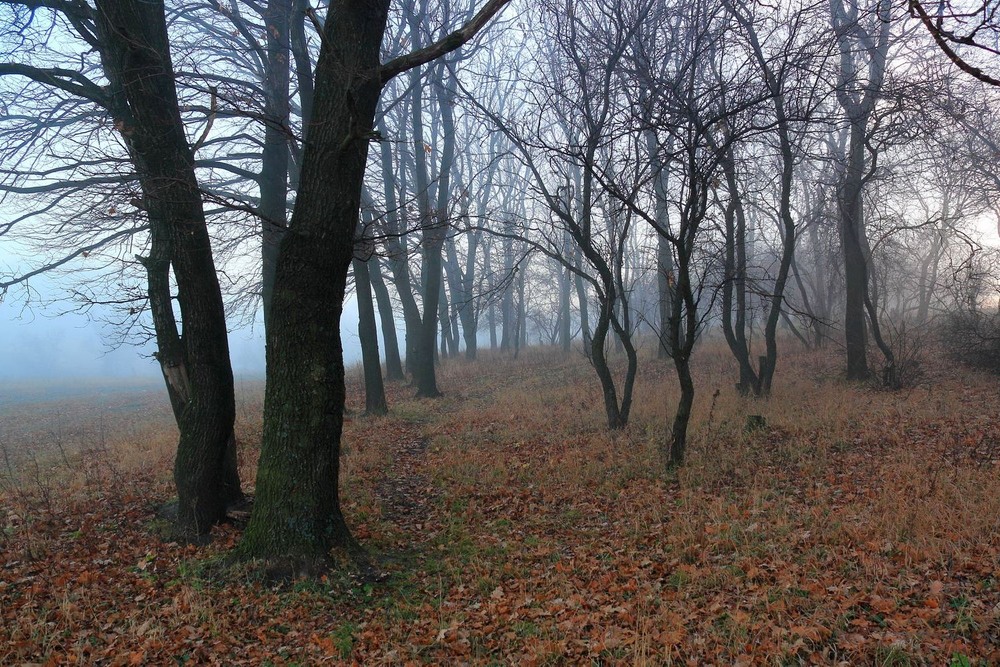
top-left (0, 223), bottom-right (148, 293)
top-left (910, 0), bottom-right (1000, 87)
top-left (379, 0), bottom-right (511, 84)
top-left (0, 63), bottom-right (109, 106)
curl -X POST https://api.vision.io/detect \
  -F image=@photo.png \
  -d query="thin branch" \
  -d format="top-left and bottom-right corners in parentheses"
top-left (0, 224), bottom-right (149, 293)
top-left (0, 63), bottom-right (109, 106)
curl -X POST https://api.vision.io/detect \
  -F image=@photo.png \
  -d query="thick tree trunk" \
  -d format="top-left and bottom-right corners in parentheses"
top-left (239, 1), bottom-right (390, 562)
top-left (95, 0), bottom-right (240, 536)
top-left (238, 0), bottom-right (511, 564)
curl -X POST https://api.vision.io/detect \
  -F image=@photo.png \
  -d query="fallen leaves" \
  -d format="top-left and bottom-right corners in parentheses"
top-left (4, 350), bottom-right (1000, 664)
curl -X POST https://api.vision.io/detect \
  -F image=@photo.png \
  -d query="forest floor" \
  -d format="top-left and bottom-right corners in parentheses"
top-left (3, 340), bottom-right (1000, 665)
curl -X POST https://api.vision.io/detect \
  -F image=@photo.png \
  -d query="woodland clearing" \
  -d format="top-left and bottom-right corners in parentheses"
top-left (2, 342), bottom-right (999, 665)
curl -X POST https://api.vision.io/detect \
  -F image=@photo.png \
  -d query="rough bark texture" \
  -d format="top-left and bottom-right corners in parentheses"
top-left (239, 1), bottom-right (390, 561)
top-left (239, 0), bottom-right (510, 561)
top-left (95, 0), bottom-right (240, 535)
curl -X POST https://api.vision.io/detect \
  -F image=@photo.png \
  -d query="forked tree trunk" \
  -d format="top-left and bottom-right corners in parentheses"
top-left (830, 0), bottom-right (890, 381)
top-left (239, 0), bottom-right (510, 562)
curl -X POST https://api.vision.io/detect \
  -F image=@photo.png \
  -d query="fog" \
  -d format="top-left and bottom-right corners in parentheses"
top-left (0, 283), bottom-right (367, 382)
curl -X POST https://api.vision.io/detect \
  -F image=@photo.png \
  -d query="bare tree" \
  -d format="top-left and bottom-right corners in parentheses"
top-left (1, 0), bottom-right (243, 535)
top-left (238, 0), bottom-right (511, 566)
top-left (828, 0), bottom-right (892, 381)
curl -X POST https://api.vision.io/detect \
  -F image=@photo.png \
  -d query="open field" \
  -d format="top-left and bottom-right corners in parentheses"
top-left (2, 342), bottom-right (1000, 665)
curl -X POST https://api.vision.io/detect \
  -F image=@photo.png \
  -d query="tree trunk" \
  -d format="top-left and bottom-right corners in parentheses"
top-left (369, 258), bottom-right (405, 380)
top-left (95, 0), bottom-right (240, 536)
top-left (574, 248), bottom-right (591, 355)
top-left (485, 249), bottom-right (498, 349)
top-left (829, 0), bottom-right (890, 381)
top-left (720, 196), bottom-right (758, 395)
top-left (239, 1), bottom-right (390, 562)
top-left (559, 230), bottom-right (572, 352)
top-left (376, 116), bottom-right (422, 379)
top-left (459, 231), bottom-right (482, 360)
top-left (667, 355), bottom-right (694, 467)
top-left (260, 0), bottom-right (292, 330)
top-left (353, 258), bottom-right (388, 415)
top-left (839, 120), bottom-right (871, 381)
top-left (517, 266), bottom-right (528, 349)
top-left (500, 220), bottom-right (515, 351)
top-left (237, 0), bottom-right (511, 563)
top-left (409, 55), bottom-right (451, 397)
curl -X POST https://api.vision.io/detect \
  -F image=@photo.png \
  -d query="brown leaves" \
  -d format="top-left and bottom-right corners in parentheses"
top-left (8, 350), bottom-right (1000, 664)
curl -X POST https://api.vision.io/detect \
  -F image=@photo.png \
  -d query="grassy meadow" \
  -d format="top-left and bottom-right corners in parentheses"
top-left (2, 340), bottom-right (1000, 665)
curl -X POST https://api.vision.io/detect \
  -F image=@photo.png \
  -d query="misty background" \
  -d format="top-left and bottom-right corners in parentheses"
top-left (0, 267), bottom-right (368, 382)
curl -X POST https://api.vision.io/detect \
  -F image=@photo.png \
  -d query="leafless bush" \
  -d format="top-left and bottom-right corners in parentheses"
top-left (873, 320), bottom-right (928, 390)
top-left (940, 308), bottom-right (1000, 374)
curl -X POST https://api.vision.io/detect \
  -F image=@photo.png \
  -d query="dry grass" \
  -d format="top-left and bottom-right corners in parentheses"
top-left (3, 341), bottom-right (1000, 665)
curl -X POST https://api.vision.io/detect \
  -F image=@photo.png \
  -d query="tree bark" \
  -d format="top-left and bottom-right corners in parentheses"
top-left (353, 257), bottom-right (388, 415)
top-left (239, 1), bottom-right (390, 561)
top-left (95, 0), bottom-right (241, 535)
top-left (369, 258), bottom-right (405, 380)
top-left (240, 0), bottom-right (511, 561)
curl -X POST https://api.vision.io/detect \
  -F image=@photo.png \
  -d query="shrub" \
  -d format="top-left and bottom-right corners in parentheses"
top-left (939, 308), bottom-right (1000, 374)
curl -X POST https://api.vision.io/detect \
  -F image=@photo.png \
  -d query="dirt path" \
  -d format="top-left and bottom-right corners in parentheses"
top-left (374, 436), bottom-right (435, 530)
